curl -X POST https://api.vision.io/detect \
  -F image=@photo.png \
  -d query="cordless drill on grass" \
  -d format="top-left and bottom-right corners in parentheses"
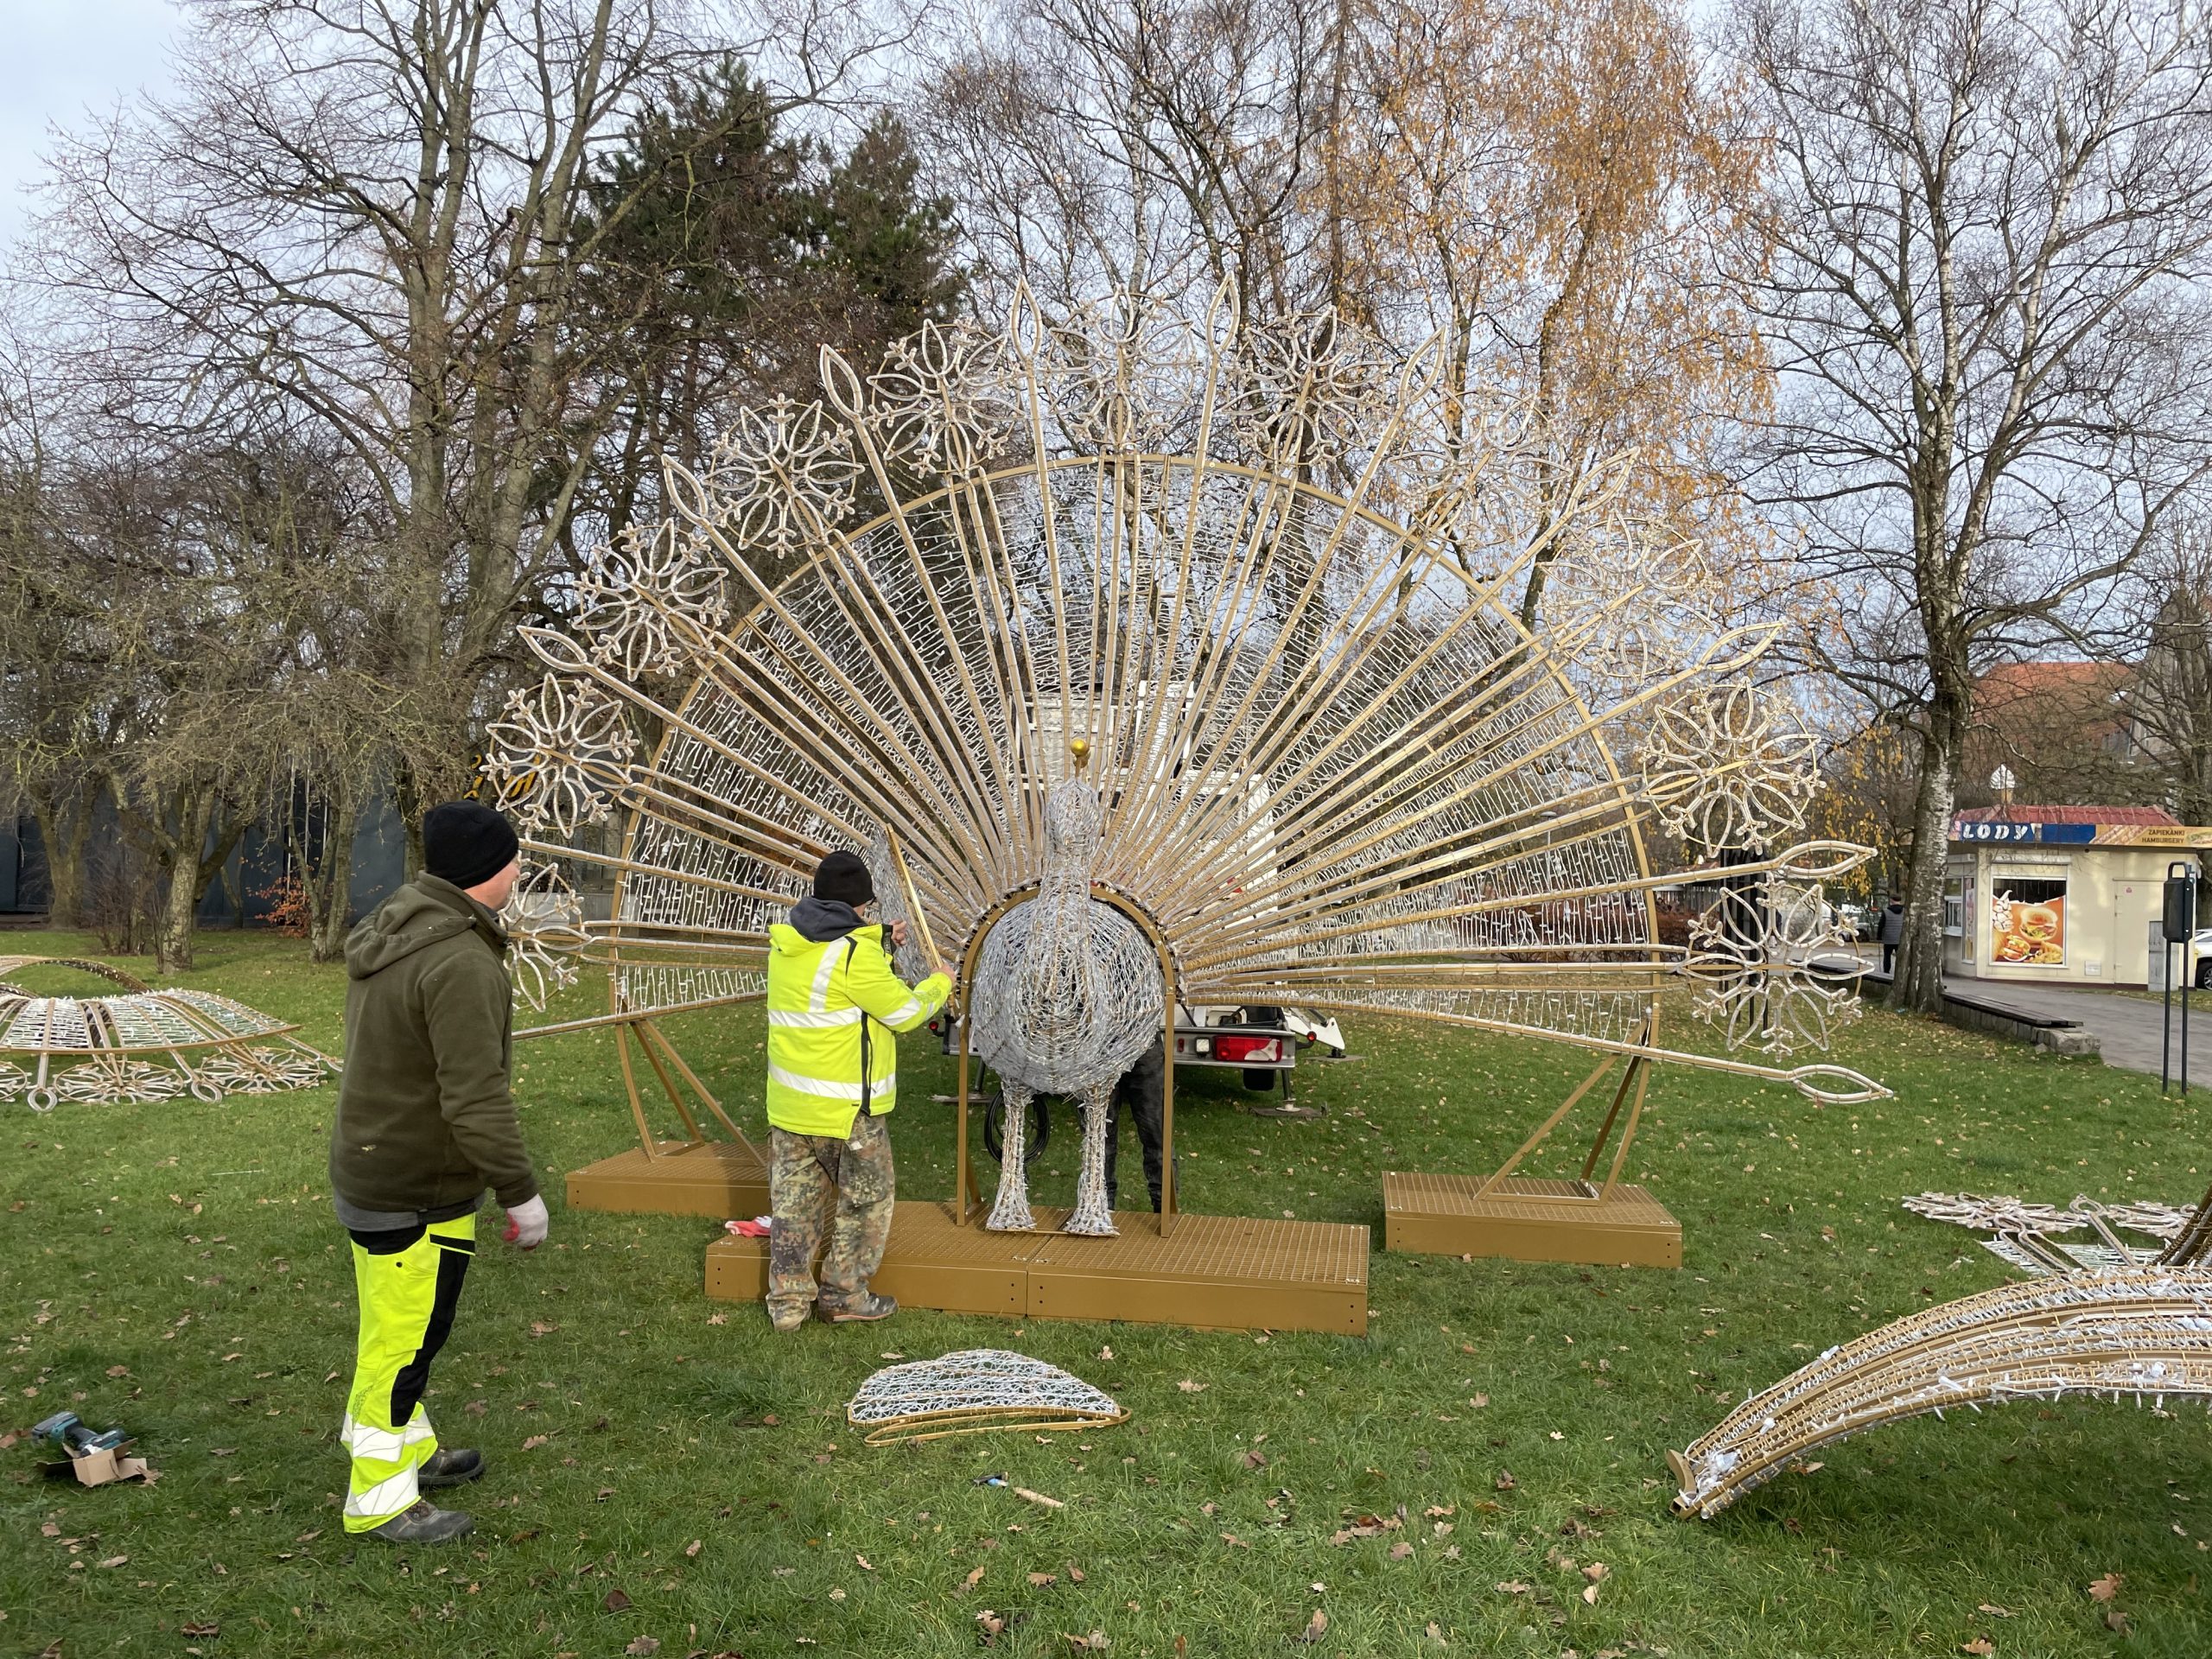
top-left (32, 1411), bottom-right (130, 1458)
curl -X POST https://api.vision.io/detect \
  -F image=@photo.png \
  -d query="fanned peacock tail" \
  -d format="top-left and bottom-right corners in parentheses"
top-left (486, 283), bottom-right (1884, 1104)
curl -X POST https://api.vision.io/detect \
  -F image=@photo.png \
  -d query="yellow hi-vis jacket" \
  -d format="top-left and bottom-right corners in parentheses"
top-left (765, 920), bottom-right (951, 1138)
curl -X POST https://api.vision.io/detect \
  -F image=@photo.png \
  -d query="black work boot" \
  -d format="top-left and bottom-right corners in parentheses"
top-left (365, 1498), bottom-right (474, 1544)
top-left (417, 1446), bottom-right (483, 1489)
top-left (817, 1291), bottom-right (897, 1324)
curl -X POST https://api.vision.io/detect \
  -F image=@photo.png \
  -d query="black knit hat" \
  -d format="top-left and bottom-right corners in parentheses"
top-left (813, 849), bottom-right (874, 907)
top-left (423, 801), bottom-right (520, 890)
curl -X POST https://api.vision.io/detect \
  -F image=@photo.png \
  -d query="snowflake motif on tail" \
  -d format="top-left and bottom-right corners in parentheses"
top-left (1642, 679), bottom-right (1819, 854)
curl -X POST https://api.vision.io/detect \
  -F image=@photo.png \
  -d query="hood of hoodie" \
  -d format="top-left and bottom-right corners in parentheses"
top-left (778, 895), bottom-right (867, 948)
top-left (345, 874), bottom-right (504, 979)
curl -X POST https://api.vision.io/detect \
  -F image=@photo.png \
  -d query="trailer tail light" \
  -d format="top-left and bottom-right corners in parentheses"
top-left (1212, 1035), bottom-right (1281, 1064)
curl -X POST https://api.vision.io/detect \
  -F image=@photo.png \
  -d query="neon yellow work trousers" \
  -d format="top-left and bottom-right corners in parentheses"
top-left (340, 1212), bottom-right (474, 1531)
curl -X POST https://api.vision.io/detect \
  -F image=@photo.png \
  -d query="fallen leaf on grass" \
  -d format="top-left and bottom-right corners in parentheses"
top-left (1977, 1604), bottom-right (2012, 1618)
top-left (529, 1320), bottom-right (557, 1338)
top-left (706, 1313), bottom-right (727, 1325)
top-left (1294, 1609), bottom-right (1329, 1643)
top-left (1468, 1393), bottom-right (1489, 1408)
top-left (1424, 1622), bottom-right (1446, 1644)
top-left (856, 1554), bottom-right (874, 1572)
top-left (772, 1567), bottom-right (795, 1579)
top-left (1177, 1380), bottom-right (1207, 1394)
top-left (1030, 1572), bottom-right (1058, 1586)
top-left (1495, 1581), bottom-right (1530, 1596)
top-left (959, 1567), bottom-right (987, 1593)
top-left (976, 1610), bottom-right (1007, 1640)
top-left (625, 1640), bottom-right (659, 1657)
top-left (602, 1588), bottom-right (632, 1612)
top-left (1495, 1471), bottom-right (1516, 1491)
top-left (1064, 1632), bottom-right (1109, 1652)
top-left (685, 1540), bottom-right (702, 1559)
top-left (2088, 1573), bottom-right (2124, 1602)
top-left (521, 1434), bottom-right (550, 1451)
top-left (464, 1400), bottom-right (488, 1417)
top-left (98, 1555), bottom-right (129, 1569)
top-left (1243, 1449), bottom-right (1268, 1470)
top-left (1220, 1533), bottom-right (1249, 1549)
top-left (1067, 1564), bottom-right (1086, 1583)
top-left (1582, 1563), bottom-right (1609, 1584)
top-left (1423, 1505), bottom-right (1455, 1519)
top-left (1960, 1641), bottom-right (1994, 1656)
top-left (1389, 1541), bottom-right (1414, 1560)
top-left (2103, 1611), bottom-right (2130, 1634)
top-left (828, 1587), bottom-right (846, 1602)
top-left (1581, 1583), bottom-right (1600, 1605)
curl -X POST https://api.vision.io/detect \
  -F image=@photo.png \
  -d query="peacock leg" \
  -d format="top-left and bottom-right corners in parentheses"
top-left (1061, 1082), bottom-right (1119, 1236)
top-left (985, 1084), bottom-right (1037, 1232)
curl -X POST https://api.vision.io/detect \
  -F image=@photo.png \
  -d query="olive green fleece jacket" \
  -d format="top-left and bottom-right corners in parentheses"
top-left (328, 874), bottom-right (537, 1217)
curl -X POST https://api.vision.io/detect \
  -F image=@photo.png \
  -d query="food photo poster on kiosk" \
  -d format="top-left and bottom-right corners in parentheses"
top-left (1990, 879), bottom-right (2067, 966)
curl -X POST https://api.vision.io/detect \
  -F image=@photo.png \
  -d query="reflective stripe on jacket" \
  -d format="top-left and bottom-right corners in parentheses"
top-left (765, 919), bottom-right (951, 1138)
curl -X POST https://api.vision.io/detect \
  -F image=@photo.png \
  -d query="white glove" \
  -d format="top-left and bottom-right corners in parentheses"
top-left (505, 1193), bottom-right (549, 1251)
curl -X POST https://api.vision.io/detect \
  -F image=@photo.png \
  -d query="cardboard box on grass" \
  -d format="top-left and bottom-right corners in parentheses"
top-left (44, 1443), bottom-right (156, 1486)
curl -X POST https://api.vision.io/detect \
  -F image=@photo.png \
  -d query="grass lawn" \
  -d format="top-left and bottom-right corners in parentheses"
top-left (3, 928), bottom-right (2209, 1658)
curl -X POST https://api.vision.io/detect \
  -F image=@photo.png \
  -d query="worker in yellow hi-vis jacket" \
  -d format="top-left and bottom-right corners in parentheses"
top-left (765, 850), bottom-right (953, 1332)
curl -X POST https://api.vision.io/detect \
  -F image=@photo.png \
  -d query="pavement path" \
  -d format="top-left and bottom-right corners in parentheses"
top-left (1939, 976), bottom-right (2212, 1083)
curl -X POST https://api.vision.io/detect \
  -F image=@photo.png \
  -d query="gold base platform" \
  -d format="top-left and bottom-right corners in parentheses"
top-left (1382, 1173), bottom-right (1681, 1268)
top-left (567, 1140), bottom-right (771, 1220)
top-left (707, 1202), bottom-right (1369, 1334)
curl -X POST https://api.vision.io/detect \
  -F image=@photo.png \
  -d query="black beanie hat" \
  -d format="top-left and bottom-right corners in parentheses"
top-left (423, 801), bottom-right (520, 890)
top-left (813, 849), bottom-right (874, 907)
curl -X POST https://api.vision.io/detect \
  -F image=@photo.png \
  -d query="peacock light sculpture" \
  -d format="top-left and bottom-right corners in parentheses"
top-left (483, 284), bottom-right (1883, 1234)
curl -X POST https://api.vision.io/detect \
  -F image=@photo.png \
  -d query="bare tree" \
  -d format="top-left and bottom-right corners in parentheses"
top-left (1726, 0), bottom-right (2212, 1011)
top-left (916, 0), bottom-right (1346, 326)
top-left (29, 0), bottom-right (898, 868)
top-left (2126, 519), bottom-right (2212, 822)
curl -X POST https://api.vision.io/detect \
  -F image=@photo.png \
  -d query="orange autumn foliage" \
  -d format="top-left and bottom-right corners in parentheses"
top-left (1328, 0), bottom-right (1770, 621)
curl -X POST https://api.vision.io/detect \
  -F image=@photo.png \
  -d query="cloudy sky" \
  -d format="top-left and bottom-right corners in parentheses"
top-left (1, 0), bottom-right (185, 251)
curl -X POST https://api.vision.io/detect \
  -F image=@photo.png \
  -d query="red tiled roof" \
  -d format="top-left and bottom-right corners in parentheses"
top-left (1974, 660), bottom-right (2133, 699)
top-left (1954, 804), bottom-right (2177, 825)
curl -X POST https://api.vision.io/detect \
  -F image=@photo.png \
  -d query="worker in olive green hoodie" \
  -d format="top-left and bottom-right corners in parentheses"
top-left (329, 801), bottom-right (544, 1545)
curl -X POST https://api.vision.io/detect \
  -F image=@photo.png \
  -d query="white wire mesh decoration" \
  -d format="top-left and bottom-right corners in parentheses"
top-left (483, 279), bottom-right (1889, 1172)
top-left (0, 957), bottom-right (335, 1111)
top-left (970, 772), bottom-right (1163, 1235)
top-left (1671, 1182), bottom-right (2212, 1519)
top-left (845, 1349), bottom-right (1129, 1446)
top-left (1901, 1189), bottom-right (2198, 1277)
top-left (1669, 1266), bottom-right (2212, 1519)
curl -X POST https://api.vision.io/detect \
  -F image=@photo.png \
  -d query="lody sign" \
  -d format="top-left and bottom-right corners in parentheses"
top-left (1952, 818), bottom-right (2097, 844)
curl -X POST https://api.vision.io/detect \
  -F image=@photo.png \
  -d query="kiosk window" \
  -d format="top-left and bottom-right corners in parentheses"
top-left (1990, 877), bottom-right (2067, 967)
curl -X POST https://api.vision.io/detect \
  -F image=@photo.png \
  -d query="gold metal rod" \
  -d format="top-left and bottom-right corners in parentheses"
top-left (513, 992), bottom-right (766, 1039)
top-left (1476, 1054), bottom-right (1616, 1198)
top-left (632, 1018), bottom-right (706, 1147)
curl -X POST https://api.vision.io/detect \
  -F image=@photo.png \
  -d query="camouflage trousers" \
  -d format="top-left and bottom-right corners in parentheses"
top-left (766, 1112), bottom-right (895, 1327)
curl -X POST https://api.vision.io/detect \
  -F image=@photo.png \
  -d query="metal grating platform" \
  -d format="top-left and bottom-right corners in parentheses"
top-left (706, 1201), bottom-right (1369, 1333)
top-left (567, 1140), bottom-right (771, 1221)
top-left (1382, 1172), bottom-right (1681, 1268)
